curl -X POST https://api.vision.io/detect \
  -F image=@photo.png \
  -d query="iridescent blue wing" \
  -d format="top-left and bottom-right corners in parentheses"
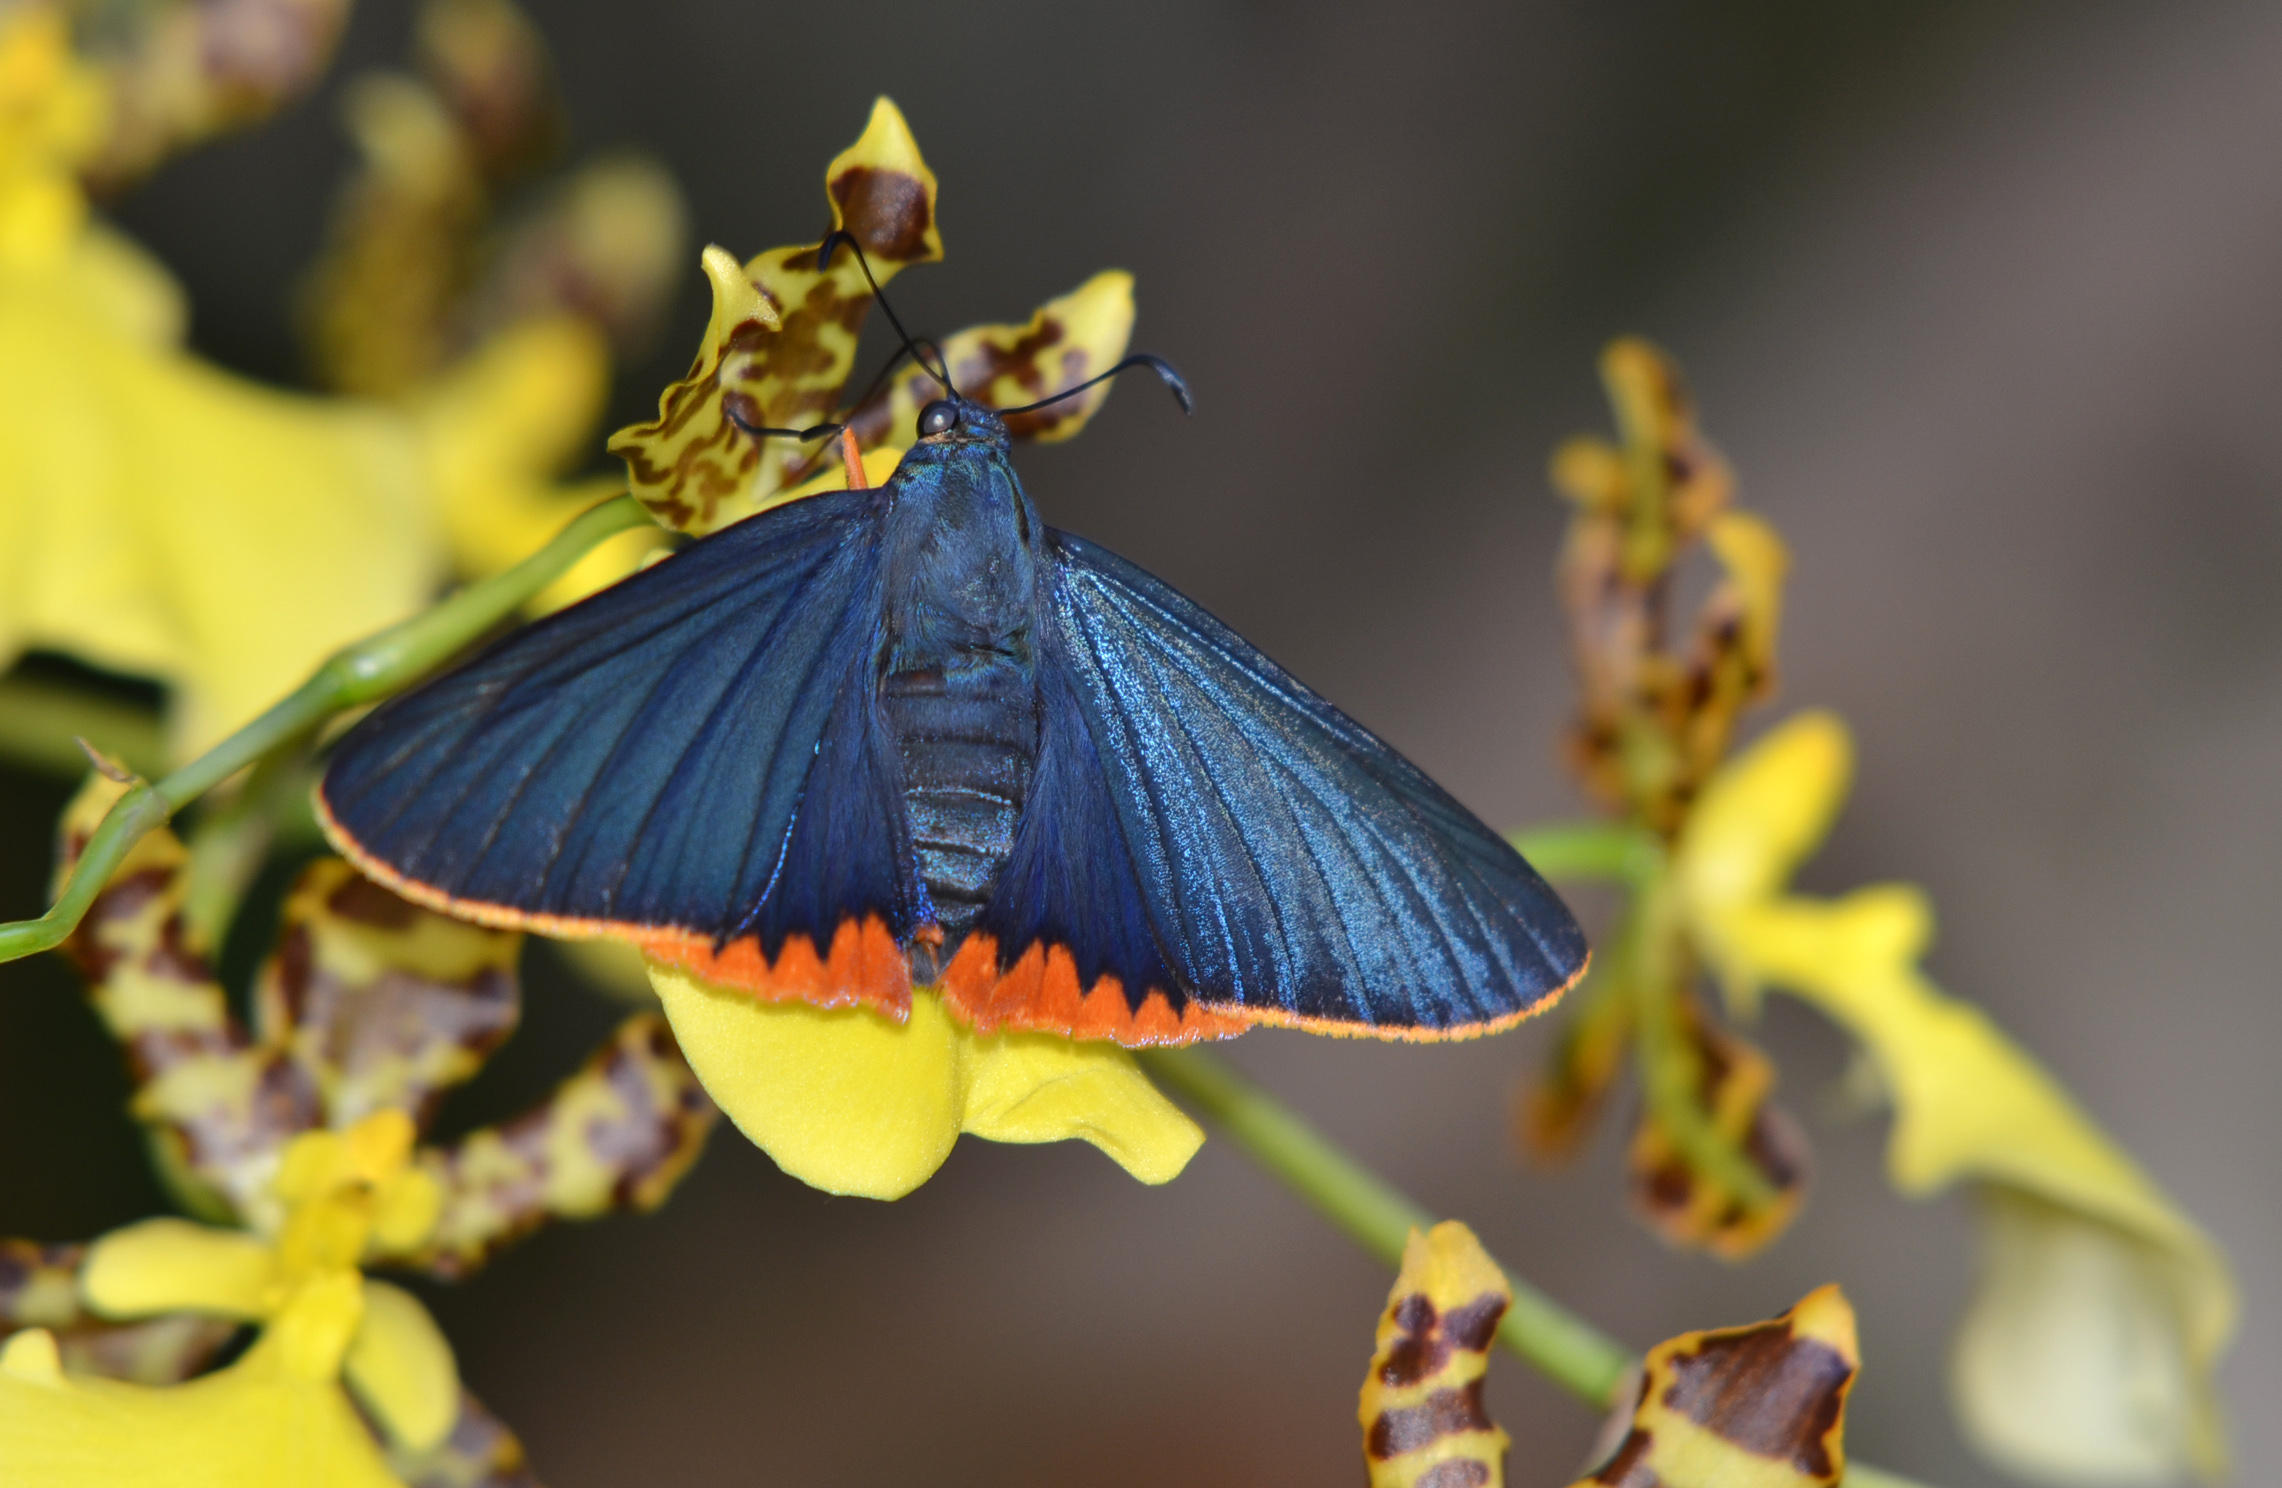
top-left (943, 529), bottom-right (1587, 1043)
top-left (318, 489), bottom-right (918, 1011)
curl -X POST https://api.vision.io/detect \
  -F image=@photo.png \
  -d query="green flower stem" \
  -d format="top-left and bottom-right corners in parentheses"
top-left (180, 748), bottom-right (313, 950)
top-left (1507, 820), bottom-right (1663, 887)
top-left (1139, 1045), bottom-right (1633, 1404)
top-left (1142, 1045), bottom-right (1938, 1488)
top-left (0, 492), bottom-right (653, 966)
top-left (1627, 873), bottom-right (1781, 1211)
top-left (0, 674), bottom-right (167, 780)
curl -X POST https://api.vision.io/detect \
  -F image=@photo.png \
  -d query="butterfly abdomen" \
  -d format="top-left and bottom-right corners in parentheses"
top-left (881, 657), bottom-right (1040, 978)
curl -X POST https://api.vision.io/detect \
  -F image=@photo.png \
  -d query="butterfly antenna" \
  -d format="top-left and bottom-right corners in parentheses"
top-left (993, 353), bottom-right (1194, 420)
top-left (722, 401), bottom-right (842, 444)
top-left (817, 230), bottom-right (957, 395)
top-left (842, 336), bottom-right (947, 419)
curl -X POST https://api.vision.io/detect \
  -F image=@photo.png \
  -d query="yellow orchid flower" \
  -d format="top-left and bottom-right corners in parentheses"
top-left (77, 1111), bottom-right (459, 1458)
top-left (1358, 1221), bottom-right (1511, 1488)
top-left (0, 2), bottom-right (652, 758)
top-left (0, 1274), bottom-right (404, 1488)
top-left (610, 97), bottom-right (1144, 538)
top-left (652, 966), bottom-right (1201, 1200)
top-left (53, 770), bottom-right (718, 1271)
top-left (1674, 710), bottom-right (2237, 1483)
top-left (1571, 1284), bottom-right (1859, 1488)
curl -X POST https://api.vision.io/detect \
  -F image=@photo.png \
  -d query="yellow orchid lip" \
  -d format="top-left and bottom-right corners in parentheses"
top-left (0, 1273), bottom-right (404, 1488)
top-left (77, 1113), bottom-right (462, 1457)
top-left (651, 966), bottom-right (1201, 1201)
top-left (1675, 710), bottom-right (2238, 1482)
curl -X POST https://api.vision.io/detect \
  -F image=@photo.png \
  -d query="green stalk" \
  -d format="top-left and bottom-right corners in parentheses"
top-left (0, 493), bottom-right (652, 965)
top-left (1140, 1046), bottom-right (1936, 1488)
top-left (1627, 873), bottom-right (1781, 1211)
top-left (1506, 820), bottom-right (1663, 887)
top-left (1139, 1045), bottom-right (1633, 1404)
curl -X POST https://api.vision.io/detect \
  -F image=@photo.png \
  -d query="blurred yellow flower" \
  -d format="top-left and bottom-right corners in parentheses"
top-left (1675, 710), bottom-right (2237, 1483)
top-left (78, 1112), bottom-right (460, 1457)
top-left (0, 1273), bottom-right (403, 1488)
top-left (0, 1), bottom-right (636, 758)
top-left (652, 966), bottom-right (1202, 1200)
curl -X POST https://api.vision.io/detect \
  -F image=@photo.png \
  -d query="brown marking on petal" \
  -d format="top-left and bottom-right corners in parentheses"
top-left (1662, 1322), bottom-right (1852, 1477)
top-left (1517, 974), bottom-right (1634, 1163)
top-left (386, 1385), bottom-right (539, 1488)
top-left (409, 1014), bottom-right (716, 1279)
top-left (1576, 1288), bottom-right (1859, 1488)
top-left (325, 872), bottom-right (424, 930)
top-left (1583, 1424), bottom-right (1661, 1486)
top-left (52, 1315), bottom-right (242, 1387)
top-left (1626, 995), bottom-right (1808, 1259)
top-left (829, 166), bottom-right (934, 261)
top-left (1369, 1381), bottom-right (1495, 1458)
top-left (1442, 1294), bottom-right (1508, 1352)
top-left (1378, 1294), bottom-right (1446, 1386)
top-left (1361, 1223), bottom-right (1512, 1488)
top-left (263, 860), bottom-right (521, 1127)
top-left (0, 1240), bottom-right (87, 1328)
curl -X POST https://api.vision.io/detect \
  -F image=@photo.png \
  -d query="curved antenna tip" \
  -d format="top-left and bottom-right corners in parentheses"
top-left (1135, 353), bottom-right (1195, 415)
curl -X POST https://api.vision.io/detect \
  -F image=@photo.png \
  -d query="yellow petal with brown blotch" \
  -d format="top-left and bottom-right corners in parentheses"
top-left (1572, 1284), bottom-right (1858, 1488)
top-left (842, 270), bottom-right (1138, 452)
top-left (407, 1014), bottom-right (716, 1277)
top-left (1359, 1221), bottom-right (1512, 1488)
top-left (609, 97), bottom-right (940, 535)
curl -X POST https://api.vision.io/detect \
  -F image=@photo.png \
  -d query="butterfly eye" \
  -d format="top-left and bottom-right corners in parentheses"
top-left (918, 400), bottom-right (960, 437)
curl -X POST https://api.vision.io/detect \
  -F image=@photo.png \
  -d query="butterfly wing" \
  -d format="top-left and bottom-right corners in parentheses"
top-left (317, 488), bottom-right (919, 1014)
top-left (942, 529), bottom-right (1588, 1043)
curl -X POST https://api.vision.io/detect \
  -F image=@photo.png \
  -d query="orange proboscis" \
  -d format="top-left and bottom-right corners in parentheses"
top-left (838, 427), bottom-right (868, 489)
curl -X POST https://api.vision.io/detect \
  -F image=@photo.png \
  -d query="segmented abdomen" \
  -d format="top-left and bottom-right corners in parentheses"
top-left (879, 658), bottom-right (1039, 978)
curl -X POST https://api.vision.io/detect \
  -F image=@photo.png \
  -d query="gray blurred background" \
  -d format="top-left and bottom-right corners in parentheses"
top-left (2, 2), bottom-right (2276, 1484)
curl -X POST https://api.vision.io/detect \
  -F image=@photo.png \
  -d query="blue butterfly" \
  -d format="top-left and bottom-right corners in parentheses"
top-left (318, 260), bottom-right (1586, 1045)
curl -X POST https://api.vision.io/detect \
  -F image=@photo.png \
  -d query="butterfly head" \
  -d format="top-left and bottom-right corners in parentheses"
top-left (915, 395), bottom-right (1010, 449)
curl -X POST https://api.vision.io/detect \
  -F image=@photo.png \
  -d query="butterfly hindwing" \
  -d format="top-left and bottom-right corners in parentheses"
top-left (949, 528), bottom-right (1587, 1041)
top-left (318, 488), bottom-right (919, 1013)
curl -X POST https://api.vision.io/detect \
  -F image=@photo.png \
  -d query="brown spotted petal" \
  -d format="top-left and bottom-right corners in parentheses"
top-left (302, 70), bottom-right (489, 398)
top-left (1517, 968), bottom-right (1634, 1164)
top-left (1673, 512), bottom-right (1789, 800)
top-left (405, 1014), bottom-right (715, 1279)
top-left (0, 1239), bottom-right (235, 1386)
top-left (78, 0), bottom-right (352, 188)
top-left (842, 270), bottom-right (1138, 453)
top-left (608, 97), bottom-right (941, 535)
top-left (255, 859), bottom-right (521, 1129)
top-left (1551, 338), bottom-right (1743, 830)
top-left (388, 1386), bottom-right (543, 1488)
top-left (1627, 996), bottom-right (1807, 1260)
top-left (1360, 1221), bottom-right (1511, 1488)
top-left (1574, 1284), bottom-right (1858, 1488)
top-left (461, 153), bottom-right (686, 357)
top-left (53, 774), bottom-right (319, 1221)
top-left (413, 0), bottom-right (564, 184)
